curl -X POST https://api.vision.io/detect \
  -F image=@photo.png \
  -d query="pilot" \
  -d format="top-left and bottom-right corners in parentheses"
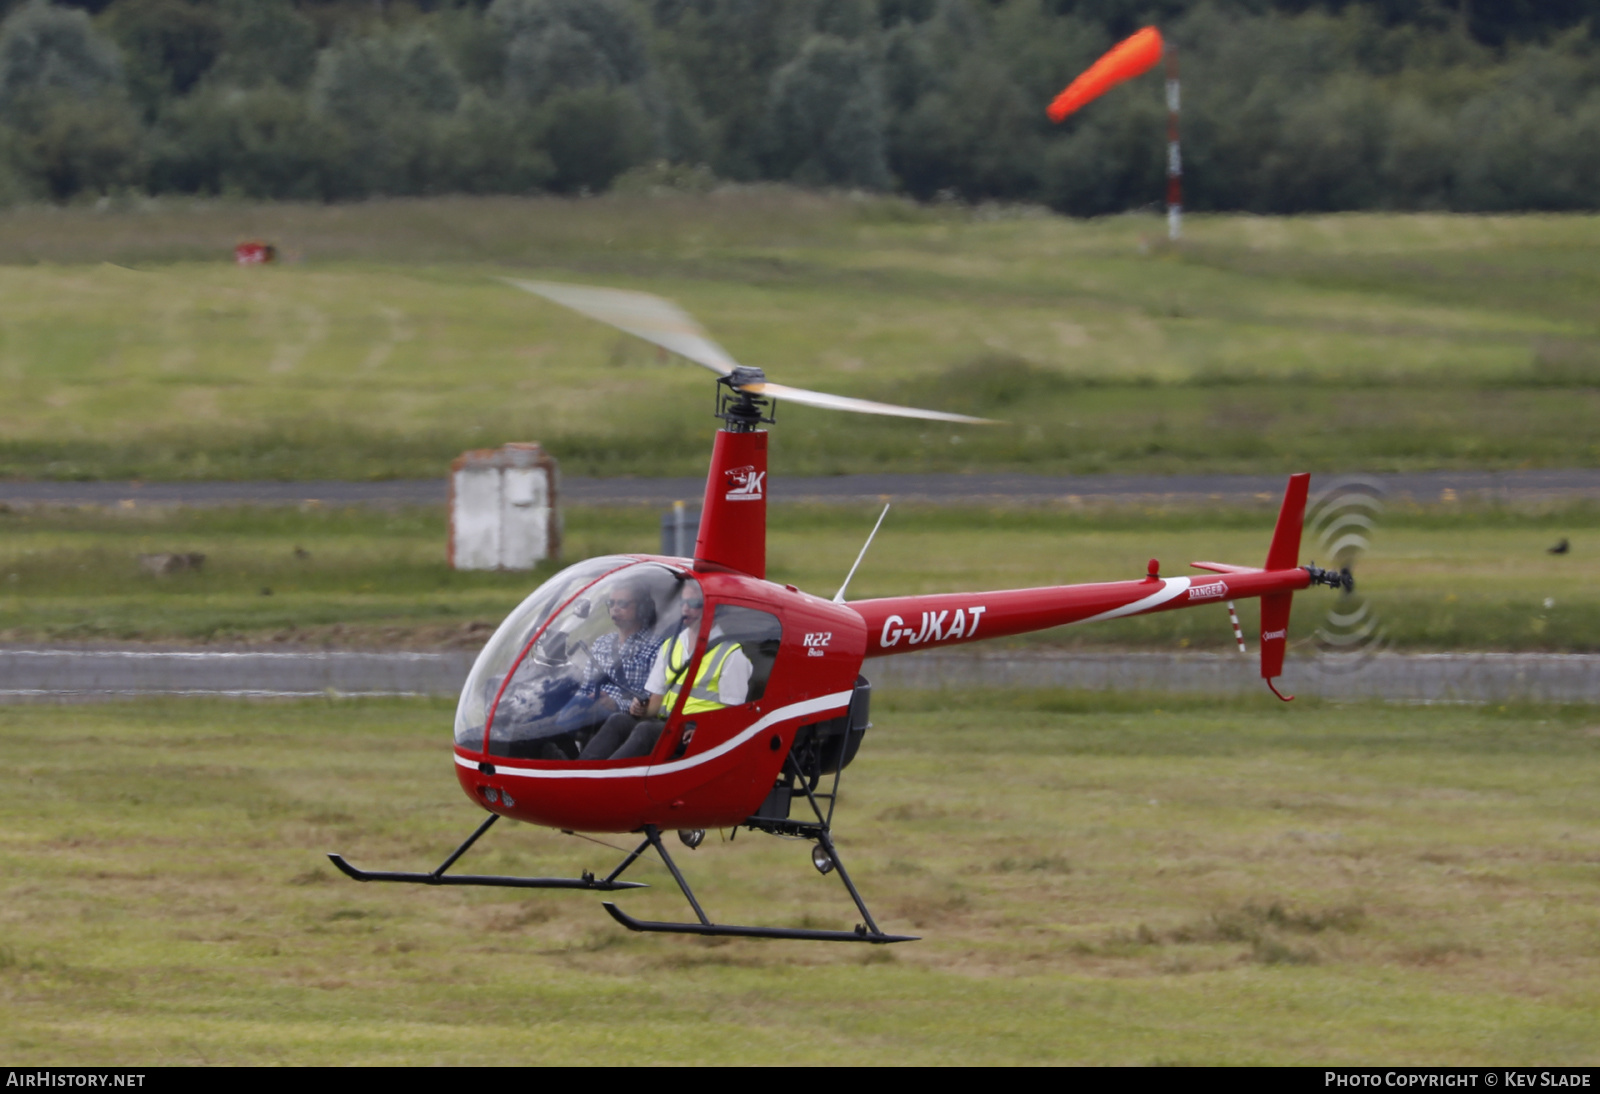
top-left (578, 589), bottom-right (751, 761)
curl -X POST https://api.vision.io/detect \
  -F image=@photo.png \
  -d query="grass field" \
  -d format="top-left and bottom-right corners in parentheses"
top-left (1, 194), bottom-right (1596, 480)
top-left (1, 500), bottom-right (1595, 652)
top-left (4, 195), bottom-right (1595, 1067)
top-left (2, 692), bottom-right (1597, 1064)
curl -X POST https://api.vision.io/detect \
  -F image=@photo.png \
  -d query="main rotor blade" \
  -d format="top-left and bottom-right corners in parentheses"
top-left (507, 278), bottom-right (995, 425)
top-left (504, 279), bottom-right (738, 376)
top-left (744, 381), bottom-right (994, 425)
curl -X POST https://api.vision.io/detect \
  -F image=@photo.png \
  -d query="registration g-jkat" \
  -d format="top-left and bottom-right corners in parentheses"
top-left (330, 282), bottom-right (1351, 944)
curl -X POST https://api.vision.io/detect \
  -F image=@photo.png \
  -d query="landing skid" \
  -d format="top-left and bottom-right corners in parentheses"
top-left (328, 813), bottom-right (647, 892)
top-left (329, 784), bottom-right (912, 943)
top-left (602, 901), bottom-right (915, 943)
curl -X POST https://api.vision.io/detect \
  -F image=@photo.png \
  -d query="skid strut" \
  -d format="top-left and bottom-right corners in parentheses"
top-left (600, 825), bottom-right (916, 944)
top-left (328, 813), bottom-right (647, 892)
top-left (331, 785), bottom-right (910, 942)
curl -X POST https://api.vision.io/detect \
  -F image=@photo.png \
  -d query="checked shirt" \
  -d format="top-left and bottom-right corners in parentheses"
top-left (585, 629), bottom-right (658, 707)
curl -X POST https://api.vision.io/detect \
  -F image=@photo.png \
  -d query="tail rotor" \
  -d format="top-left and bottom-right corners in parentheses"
top-left (1306, 476), bottom-right (1387, 669)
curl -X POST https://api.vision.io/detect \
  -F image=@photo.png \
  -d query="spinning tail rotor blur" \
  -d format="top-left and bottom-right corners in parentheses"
top-left (1307, 477), bottom-right (1387, 670)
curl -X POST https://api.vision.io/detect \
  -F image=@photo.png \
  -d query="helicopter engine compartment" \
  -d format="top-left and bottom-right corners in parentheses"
top-left (749, 675), bottom-right (872, 828)
top-left (789, 676), bottom-right (872, 782)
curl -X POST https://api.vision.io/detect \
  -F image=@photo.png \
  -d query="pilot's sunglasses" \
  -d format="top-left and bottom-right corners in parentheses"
top-left (606, 598), bottom-right (635, 608)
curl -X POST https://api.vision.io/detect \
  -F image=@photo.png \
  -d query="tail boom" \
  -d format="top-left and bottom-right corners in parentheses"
top-left (849, 473), bottom-right (1321, 699)
top-left (850, 567), bottom-right (1310, 657)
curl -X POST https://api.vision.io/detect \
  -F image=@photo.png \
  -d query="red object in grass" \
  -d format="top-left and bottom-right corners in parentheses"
top-left (234, 241), bottom-right (276, 265)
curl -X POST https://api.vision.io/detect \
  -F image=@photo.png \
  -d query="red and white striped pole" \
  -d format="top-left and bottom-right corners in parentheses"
top-left (1165, 46), bottom-right (1182, 242)
top-left (1227, 601), bottom-right (1247, 654)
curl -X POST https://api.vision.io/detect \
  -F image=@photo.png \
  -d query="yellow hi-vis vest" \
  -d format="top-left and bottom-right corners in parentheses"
top-left (661, 634), bottom-right (741, 715)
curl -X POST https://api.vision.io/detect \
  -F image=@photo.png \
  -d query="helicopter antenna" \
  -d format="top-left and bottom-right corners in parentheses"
top-left (833, 503), bottom-right (891, 604)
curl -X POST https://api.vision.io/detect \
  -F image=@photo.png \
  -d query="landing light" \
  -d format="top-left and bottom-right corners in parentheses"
top-left (811, 845), bottom-right (836, 875)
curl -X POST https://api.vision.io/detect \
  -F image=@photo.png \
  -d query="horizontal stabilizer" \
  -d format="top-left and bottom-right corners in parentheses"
top-left (1190, 561), bottom-right (1263, 575)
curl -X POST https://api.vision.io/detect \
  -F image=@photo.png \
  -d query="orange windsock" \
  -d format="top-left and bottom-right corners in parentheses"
top-left (1047, 26), bottom-right (1164, 123)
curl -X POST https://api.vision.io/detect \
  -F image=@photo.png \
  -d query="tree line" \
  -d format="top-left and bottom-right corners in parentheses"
top-left (0, 0), bottom-right (1596, 212)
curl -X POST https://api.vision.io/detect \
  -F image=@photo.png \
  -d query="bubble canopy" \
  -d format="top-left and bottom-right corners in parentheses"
top-left (453, 557), bottom-right (700, 758)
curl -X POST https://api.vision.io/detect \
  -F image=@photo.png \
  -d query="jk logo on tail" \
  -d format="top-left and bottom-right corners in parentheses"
top-left (725, 465), bottom-right (766, 501)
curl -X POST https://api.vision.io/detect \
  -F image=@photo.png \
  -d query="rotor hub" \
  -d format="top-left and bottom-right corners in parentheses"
top-left (715, 371), bottom-right (776, 432)
top-left (1305, 563), bottom-right (1355, 594)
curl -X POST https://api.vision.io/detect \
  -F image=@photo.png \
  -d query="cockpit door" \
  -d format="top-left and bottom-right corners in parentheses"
top-left (644, 602), bottom-right (784, 803)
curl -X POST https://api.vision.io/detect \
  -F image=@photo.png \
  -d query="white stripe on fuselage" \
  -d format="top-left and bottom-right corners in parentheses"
top-left (460, 690), bottom-right (854, 781)
top-left (1072, 577), bottom-right (1191, 625)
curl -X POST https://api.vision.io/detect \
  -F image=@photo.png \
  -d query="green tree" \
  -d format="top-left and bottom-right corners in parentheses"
top-left (431, 88), bottom-right (554, 194)
top-left (538, 84), bottom-right (654, 192)
top-left (7, 91), bottom-right (142, 197)
top-left (0, 1), bottom-right (139, 198)
top-left (208, 0), bottom-right (317, 91)
top-left (0, 0), bottom-right (123, 110)
top-left (99, 0), bottom-right (223, 116)
top-left (309, 29), bottom-right (463, 195)
top-left (148, 82), bottom-right (335, 199)
top-left (491, 0), bottom-right (650, 104)
top-left (1454, 78), bottom-right (1600, 210)
top-left (765, 34), bottom-right (890, 187)
top-left (886, 0), bottom-right (1042, 201)
top-left (648, 0), bottom-right (813, 180)
top-left (1380, 94), bottom-right (1455, 207)
top-left (312, 31), bottom-right (461, 126)
top-left (0, 105), bottom-right (38, 202)
top-left (490, 0), bottom-right (658, 189)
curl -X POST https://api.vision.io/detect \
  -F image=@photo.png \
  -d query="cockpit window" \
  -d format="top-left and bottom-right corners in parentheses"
top-left (461, 562), bottom-right (699, 760)
top-left (453, 556), bottom-right (633, 749)
top-left (709, 605), bottom-right (782, 705)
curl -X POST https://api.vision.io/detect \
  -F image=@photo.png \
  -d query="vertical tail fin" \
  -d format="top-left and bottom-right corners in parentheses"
top-left (1260, 473), bottom-right (1310, 699)
top-left (1265, 473), bottom-right (1310, 572)
top-left (1260, 592), bottom-right (1293, 685)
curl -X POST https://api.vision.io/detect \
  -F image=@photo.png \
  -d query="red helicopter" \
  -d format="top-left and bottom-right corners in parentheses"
top-left (331, 282), bottom-right (1351, 943)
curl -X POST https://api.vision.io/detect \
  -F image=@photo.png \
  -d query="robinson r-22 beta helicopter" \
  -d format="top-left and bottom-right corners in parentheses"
top-left (330, 280), bottom-right (1352, 944)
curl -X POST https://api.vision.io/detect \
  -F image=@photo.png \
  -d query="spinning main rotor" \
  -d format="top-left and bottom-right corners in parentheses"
top-left (503, 279), bottom-right (994, 430)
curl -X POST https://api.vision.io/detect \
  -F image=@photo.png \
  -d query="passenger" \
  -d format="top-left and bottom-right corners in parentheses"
top-left (579, 590), bottom-right (751, 761)
top-left (549, 579), bottom-right (658, 739)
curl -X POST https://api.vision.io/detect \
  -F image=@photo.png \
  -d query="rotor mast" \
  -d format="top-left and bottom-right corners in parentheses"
top-left (693, 371), bottom-right (774, 578)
